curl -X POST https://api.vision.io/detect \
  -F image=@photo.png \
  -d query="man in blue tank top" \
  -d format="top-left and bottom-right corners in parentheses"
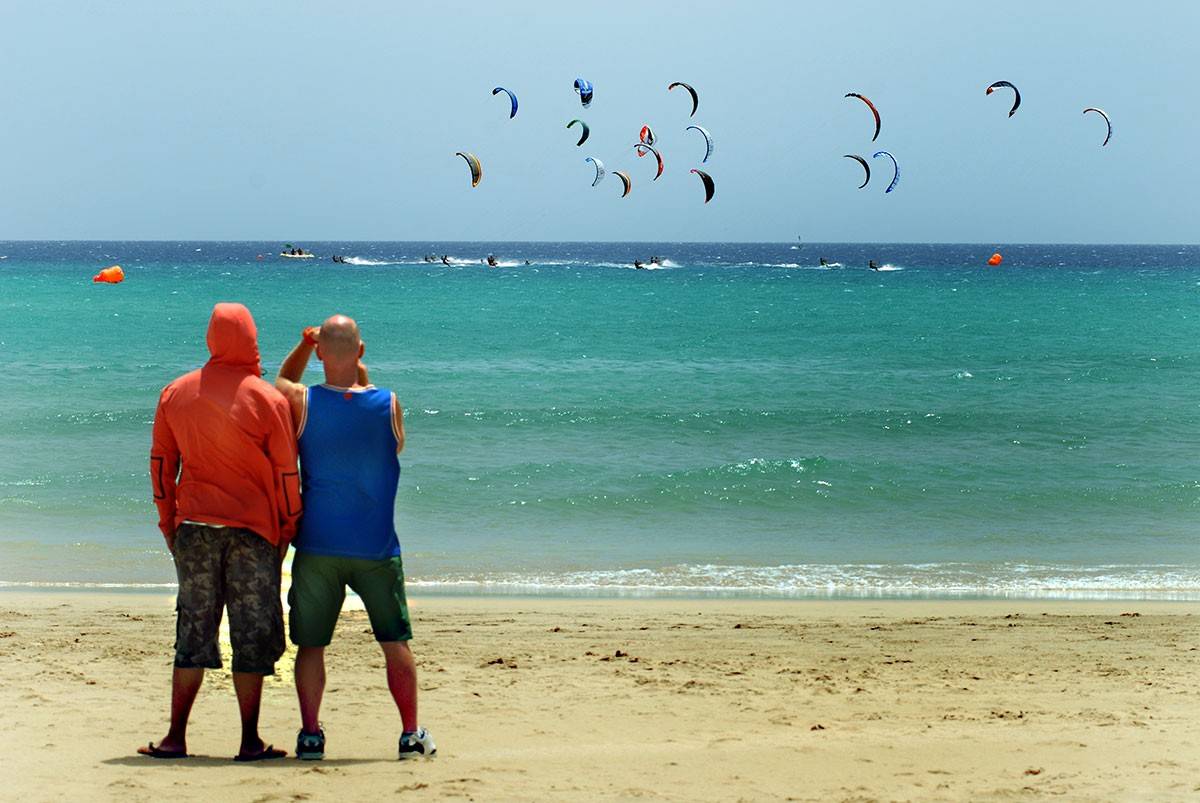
top-left (276, 314), bottom-right (435, 761)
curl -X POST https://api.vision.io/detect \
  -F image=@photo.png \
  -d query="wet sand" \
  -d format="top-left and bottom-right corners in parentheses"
top-left (1, 593), bottom-right (1197, 801)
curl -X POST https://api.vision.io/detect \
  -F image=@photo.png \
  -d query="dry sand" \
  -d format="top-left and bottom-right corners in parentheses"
top-left (1, 593), bottom-right (1198, 802)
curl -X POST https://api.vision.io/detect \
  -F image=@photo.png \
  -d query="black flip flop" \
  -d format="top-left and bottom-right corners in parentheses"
top-left (233, 745), bottom-right (287, 762)
top-left (138, 741), bottom-right (189, 759)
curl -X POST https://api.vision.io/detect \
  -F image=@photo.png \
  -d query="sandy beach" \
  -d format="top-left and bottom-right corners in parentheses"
top-left (0, 593), bottom-right (1196, 801)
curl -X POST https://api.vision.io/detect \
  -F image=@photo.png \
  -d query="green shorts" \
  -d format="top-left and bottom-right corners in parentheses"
top-left (288, 551), bottom-right (413, 647)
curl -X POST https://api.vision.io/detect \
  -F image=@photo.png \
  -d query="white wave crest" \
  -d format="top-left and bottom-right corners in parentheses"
top-left (6, 563), bottom-right (1199, 600)
top-left (341, 257), bottom-right (405, 266)
top-left (403, 562), bottom-right (1200, 600)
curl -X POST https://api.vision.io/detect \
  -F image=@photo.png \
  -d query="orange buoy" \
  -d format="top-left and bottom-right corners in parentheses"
top-left (92, 265), bottom-right (125, 283)
top-left (987, 252), bottom-right (1003, 266)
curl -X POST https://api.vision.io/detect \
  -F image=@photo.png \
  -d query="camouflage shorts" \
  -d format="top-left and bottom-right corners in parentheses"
top-left (172, 523), bottom-right (285, 675)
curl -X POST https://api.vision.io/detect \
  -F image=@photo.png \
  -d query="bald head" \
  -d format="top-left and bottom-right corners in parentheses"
top-left (317, 314), bottom-right (362, 365)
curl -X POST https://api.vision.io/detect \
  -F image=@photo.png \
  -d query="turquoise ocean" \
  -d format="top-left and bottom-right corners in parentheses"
top-left (1, 241), bottom-right (1197, 598)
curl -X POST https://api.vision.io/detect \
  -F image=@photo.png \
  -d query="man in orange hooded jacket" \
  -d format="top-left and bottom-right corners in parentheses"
top-left (140, 303), bottom-right (301, 761)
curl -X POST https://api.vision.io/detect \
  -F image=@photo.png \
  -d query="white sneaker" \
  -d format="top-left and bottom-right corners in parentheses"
top-left (398, 727), bottom-right (436, 759)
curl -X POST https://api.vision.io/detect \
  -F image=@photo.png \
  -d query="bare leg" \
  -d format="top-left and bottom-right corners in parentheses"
top-left (295, 646), bottom-right (326, 733)
top-left (380, 641), bottom-right (418, 732)
top-left (232, 671), bottom-right (268, 756)
top-left (138, 666), bottom-right (203, 755)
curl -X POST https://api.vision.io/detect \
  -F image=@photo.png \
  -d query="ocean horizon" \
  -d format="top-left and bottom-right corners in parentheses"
top-left (1, 240), bottom-right (1197, 600)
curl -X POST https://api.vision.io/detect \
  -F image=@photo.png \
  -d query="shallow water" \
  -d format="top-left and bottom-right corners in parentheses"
top-left (1, 241), bottom-right (1197, 598)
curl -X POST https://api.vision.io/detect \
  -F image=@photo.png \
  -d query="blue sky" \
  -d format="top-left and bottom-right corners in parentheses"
top-left (0, 1), bottom-right (1196, 242)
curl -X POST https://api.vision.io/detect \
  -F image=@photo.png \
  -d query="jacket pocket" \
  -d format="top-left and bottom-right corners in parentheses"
top-left (282, 471), bottom-right (301, 517)
top-left (151, 456), bottom-right (166, 500)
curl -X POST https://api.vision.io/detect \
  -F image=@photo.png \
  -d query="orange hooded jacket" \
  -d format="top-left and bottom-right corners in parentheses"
top-left (150, 303), bottom-right (300, 546)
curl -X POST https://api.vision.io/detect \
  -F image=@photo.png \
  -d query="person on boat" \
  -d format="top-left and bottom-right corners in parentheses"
top-left (486, 255), bottom-right (498, 268)
top-left (141, 303), bottom-right (298, 762)
top-left (649, 256), bottom-right (660, 265)
top-left (524, 260), bottom-right (531, 266)
top-left (275, 316), bottom-right (436, 762)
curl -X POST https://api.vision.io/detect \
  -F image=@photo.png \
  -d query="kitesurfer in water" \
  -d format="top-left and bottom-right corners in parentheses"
top-left (819, 257), bottom-right (829, 268)
top-left (486, 255), bottom-right (498, 268)
top-left (634, 260), bottom-right (645, 270)
top-left (868, 260), bottom-right (880, 271)
top-left (440, 255), bottom-right (450, 266)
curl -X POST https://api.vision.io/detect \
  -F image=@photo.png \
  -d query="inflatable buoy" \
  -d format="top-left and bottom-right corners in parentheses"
top-left (987, 252), bottom-right (1003, 266)
top-left (93, 265), bottom-right (125, 284)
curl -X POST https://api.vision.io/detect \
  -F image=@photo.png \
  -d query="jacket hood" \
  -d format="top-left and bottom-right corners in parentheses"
top-left (206, 302), bottom-right (263, 375)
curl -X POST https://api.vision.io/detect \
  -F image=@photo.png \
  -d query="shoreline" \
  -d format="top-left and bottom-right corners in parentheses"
top-left (4, 589), bottom-right (1199, 613)
top-left (4, 583), bottom-right (1200, 604)
top-left (4, 590), bottom-right (1200, 618)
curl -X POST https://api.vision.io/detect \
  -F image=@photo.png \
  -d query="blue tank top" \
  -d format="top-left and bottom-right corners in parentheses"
top-left (295, 384), bottom-right (401, 559)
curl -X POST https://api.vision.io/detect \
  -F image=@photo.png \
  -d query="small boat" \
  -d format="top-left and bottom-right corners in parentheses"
top-left (279, 252), bottom-right (316, 259)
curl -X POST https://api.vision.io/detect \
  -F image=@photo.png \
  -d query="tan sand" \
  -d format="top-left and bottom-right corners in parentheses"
top-left (1, 593), bottom-right (1198, 802)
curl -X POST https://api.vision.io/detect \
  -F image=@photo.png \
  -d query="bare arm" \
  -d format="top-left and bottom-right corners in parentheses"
top-left (276, 327), bottom-right (317, 430)
top-left (278, 326), bottom-right (318, 383)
